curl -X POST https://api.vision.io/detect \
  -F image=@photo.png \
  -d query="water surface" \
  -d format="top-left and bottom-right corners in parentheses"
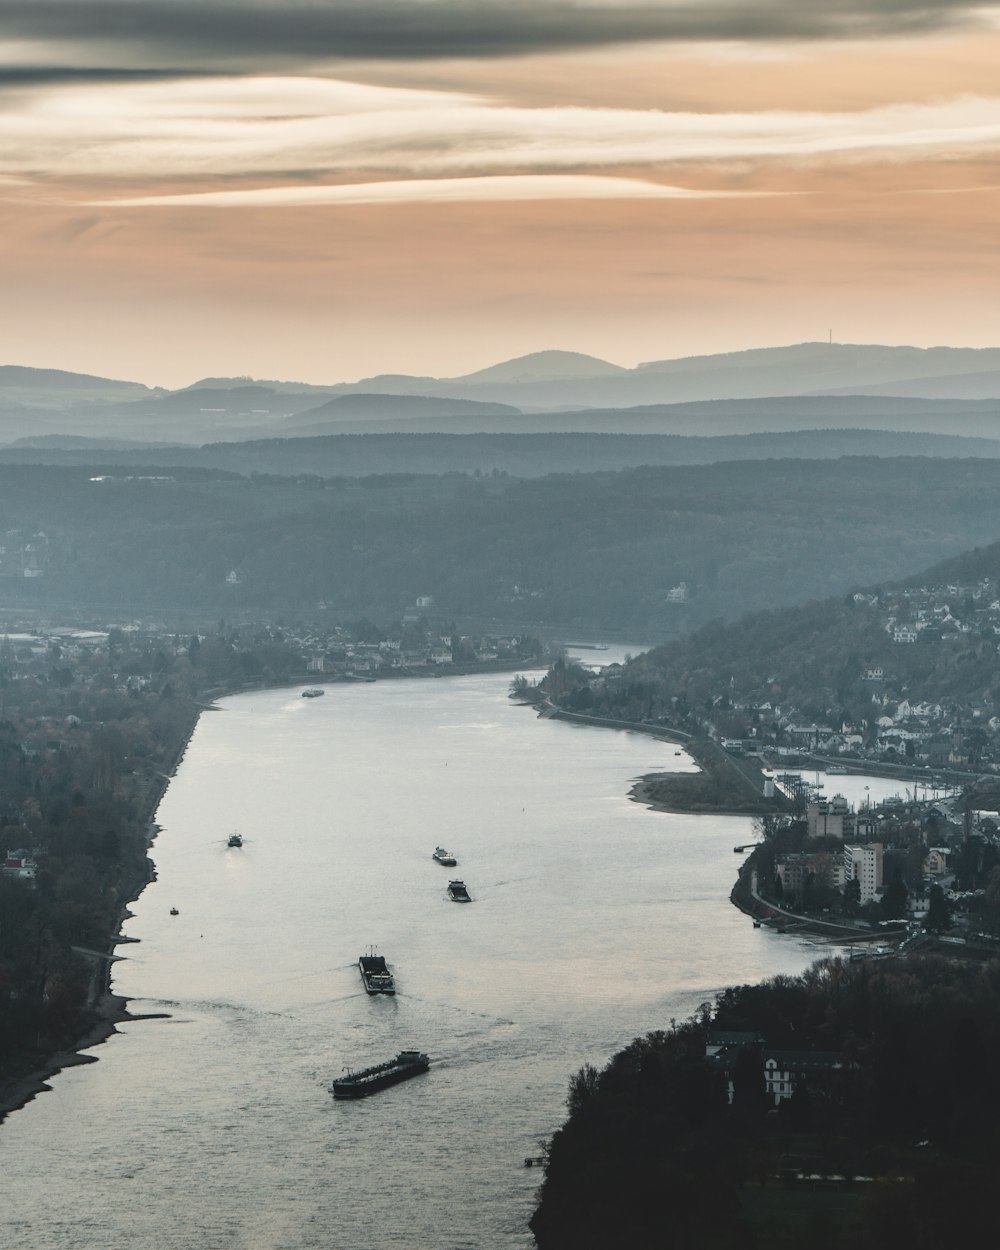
top-left (2, 672), bottom-right (824, 1249)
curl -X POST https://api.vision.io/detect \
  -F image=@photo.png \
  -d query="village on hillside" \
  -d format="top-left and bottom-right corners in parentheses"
top-left (532, 574), bottom-right (1000, 948)
top-left (592, 574), bottom-right (1000, 772)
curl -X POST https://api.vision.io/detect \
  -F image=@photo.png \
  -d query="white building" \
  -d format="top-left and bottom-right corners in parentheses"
top-left (843, 843), bottom-right (884, 905)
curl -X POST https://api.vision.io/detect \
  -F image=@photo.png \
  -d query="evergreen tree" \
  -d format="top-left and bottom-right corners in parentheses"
top-left (880, 872), bottom-right (909, 920)
top-left (924, 883), bottom-right (951, 932)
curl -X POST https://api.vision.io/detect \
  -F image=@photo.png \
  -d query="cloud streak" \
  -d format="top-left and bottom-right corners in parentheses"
top-left (88, 174), bottom-right (785, 208)
top-left (4, 76), bottom-right (1000, 190)
top-left (0, 1), bottom-right (992, 69)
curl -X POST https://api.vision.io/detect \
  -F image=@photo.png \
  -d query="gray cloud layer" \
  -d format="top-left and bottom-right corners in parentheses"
top-left (0, 1), bottom-right (988, 70)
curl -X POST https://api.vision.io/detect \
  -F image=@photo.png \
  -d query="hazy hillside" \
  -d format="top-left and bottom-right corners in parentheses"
top-left (4, 457), bottom-right (1000, 631)
top-left (196, 394), bottom-right (1000, 441)
top-left (3, 428), bottom-right (1000, 480)
top-left (815, 370), bottom-right (1000, 400)
top-left (0, 384), bottom-right (322, 445)
top-left (226, 394), bottom-right (1000, 441)
top-left (0, 365), bottom-right (161, 404)
top-left (282, 392), bottom-right (521, 435)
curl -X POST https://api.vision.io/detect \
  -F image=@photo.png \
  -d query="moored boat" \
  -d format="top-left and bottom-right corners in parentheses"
top-left (331, 1050), bottom-right (430, 1099)
top-left (447, 879), bottom-right (471, 903)
top-left (358, 950), bottom-right (395, 994)
top-left (432, 846), bottom-right (457, 866)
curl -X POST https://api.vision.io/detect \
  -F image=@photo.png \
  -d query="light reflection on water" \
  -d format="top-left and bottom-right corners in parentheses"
top-left (3, 672), bottom-right (823, 1249)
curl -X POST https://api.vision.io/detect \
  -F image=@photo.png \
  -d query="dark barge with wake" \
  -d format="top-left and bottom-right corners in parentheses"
top-left (331, 1050), bottom-right (430, 1099)
top-left (359, 950), bottom-right (395, 995)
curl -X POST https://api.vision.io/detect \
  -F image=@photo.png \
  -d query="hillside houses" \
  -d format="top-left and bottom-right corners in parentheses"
top-left (615, 571), bottom-right (1000, 773)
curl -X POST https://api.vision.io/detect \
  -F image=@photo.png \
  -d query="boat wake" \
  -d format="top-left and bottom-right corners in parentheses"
top-left (399, 993), bottom-right (516, 1028)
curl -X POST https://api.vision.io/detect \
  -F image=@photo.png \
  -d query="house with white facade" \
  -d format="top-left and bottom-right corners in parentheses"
top-left (842, 843), bottom-right (884, 905)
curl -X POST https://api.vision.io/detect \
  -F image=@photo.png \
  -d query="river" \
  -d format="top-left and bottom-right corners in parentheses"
top-left (3, 668), bottom-right (850, 1250)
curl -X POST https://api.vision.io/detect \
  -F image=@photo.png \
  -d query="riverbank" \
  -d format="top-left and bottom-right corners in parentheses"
top-left (0, 702), bottom-right (201, 1126)
top-left (536, 703), bottom-right (787, 815)
top-left (0, 993), bottom-right (132, 1125)
top-left (630, 759), bottom-right (784, 817)
top-left (729, 852), bottom-right (886, 941)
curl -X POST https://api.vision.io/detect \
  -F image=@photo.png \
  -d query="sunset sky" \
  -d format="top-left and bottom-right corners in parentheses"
top-left (2, 1), bottom-right (1000, 387)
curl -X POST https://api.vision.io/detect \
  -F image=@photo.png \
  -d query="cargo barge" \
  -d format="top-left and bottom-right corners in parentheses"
top-left (331, 1050), bottom-right (430, 1099)
top-left (358, 950), bottom-right (395, 995)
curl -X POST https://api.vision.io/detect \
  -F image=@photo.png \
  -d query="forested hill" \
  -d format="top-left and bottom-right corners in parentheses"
top-left (581, 536), bottom-right (1000, 726)
top-left (3, 428), bottom-right (1000, 479)
top-left (5, 458), bottom-right (1000, 632)
top-left (531, 956), bottom-right (1000, 1249)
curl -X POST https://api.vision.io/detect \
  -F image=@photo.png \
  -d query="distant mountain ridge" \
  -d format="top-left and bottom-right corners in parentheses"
top-left (636, 341), bottom-right (1000, 377)
top-left (166, 343), bottom-right (1000, 412)
top-left (0, 364), bottom-right (158, 392)
top-left (451, 350), bottom-right (627, 383)
top-left (4, 342), bottom-right (1000, 444)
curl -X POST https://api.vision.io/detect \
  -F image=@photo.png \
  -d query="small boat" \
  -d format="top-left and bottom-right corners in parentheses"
top-left (302, 687), bottom-right (324, 698)
top-left (227, 832), bottom-right (243, 848)
top-left (331, 1050), bottom-right (430, 1099)
top-left (432, 846), bottom-right (457, 866)
top-left (447, 879), bottom-right (472, 903)
top-left (169, 907), bottom-right (179, 916)
top-left (358, 950), bottom-right (395, 995)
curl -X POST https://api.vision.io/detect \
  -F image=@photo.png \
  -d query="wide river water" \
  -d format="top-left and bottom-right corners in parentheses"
top-left (0, 665), bottom-right (905, 1249)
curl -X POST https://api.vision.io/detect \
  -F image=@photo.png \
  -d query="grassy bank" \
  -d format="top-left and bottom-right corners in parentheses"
top-left (542, 703), bottom-right (787, 815)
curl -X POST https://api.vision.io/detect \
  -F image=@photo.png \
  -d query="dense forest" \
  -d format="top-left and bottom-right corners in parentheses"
top-left (5, 458), bottom-right (1000, 632)
top-left (531, 955), bottom-right (1000, 1249)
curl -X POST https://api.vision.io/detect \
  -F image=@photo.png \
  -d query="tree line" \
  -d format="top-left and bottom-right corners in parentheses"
top-left (532, 955), bottom-right (1000, 1248)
